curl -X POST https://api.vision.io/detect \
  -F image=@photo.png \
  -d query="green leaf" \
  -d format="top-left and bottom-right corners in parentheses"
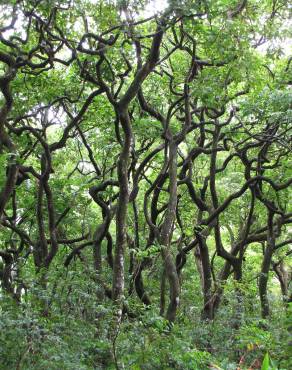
top-left (261, 353), bottom-right (269, 370)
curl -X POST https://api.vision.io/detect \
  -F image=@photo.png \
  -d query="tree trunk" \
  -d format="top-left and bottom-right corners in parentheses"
top-left (195, 235), bottom-right (213, 321)
top-left (112, 109), bottom-right (132, 301)
top-left (259, 210), bottom-right (275, 318)
top-left (273, 261), bottom-right (290, 302)
top-left (160, 141), bottom-right (180, 322)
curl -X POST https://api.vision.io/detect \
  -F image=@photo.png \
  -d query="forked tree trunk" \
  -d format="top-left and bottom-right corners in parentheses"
top-left (111, 22), bottom-right (164, 302)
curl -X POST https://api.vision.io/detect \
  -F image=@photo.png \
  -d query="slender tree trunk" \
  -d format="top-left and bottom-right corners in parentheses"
top-left (112, 109), bottom-right (132, 301)
top-left (134, 260), bottom-right (151, 306)
top-left (273, 261), bottom-right (290, 302)
top-left (233, 261), bottom-right (244, 329)
top-left (160, 269), bottom-right (166, 316)
top-left (259, 210), bottom-right (275, 318)
top-left (160, 141), bottom-right (180, 322)
top-left (196, 236), bottom-right (213, 320)
top-left (259, 246), bottom-right (273, 318)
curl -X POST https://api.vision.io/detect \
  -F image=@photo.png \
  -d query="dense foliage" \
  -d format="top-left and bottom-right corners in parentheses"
top-left (0, 0), bottom-right (291, 369)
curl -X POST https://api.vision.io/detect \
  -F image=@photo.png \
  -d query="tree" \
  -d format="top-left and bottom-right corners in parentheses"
top-left (0, 0), bottom-right (291, 368)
